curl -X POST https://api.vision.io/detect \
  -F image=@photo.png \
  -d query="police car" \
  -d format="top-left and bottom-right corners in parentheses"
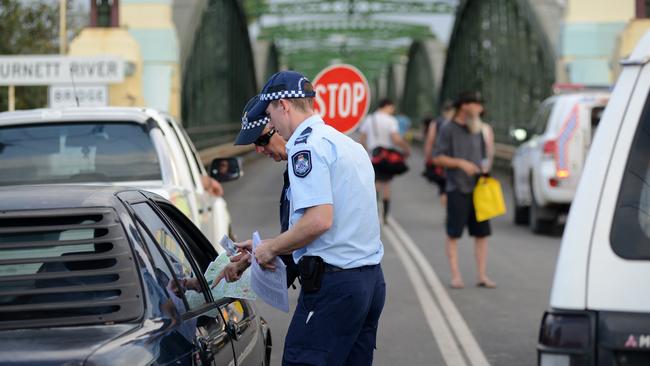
top-left (0, 107), bottom-right (239, 252)
top-left (537, 31), bottom-right (650, 365)
top-left (511, 89), bottom-right (609, 234)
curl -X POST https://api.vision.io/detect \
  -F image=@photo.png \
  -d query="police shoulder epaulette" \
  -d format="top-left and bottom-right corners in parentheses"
top-left (295, 127), bottom-right (312, 145)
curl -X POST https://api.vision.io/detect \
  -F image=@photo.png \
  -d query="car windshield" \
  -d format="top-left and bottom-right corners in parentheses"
top-left (0, 122), bottom-right (161, 186)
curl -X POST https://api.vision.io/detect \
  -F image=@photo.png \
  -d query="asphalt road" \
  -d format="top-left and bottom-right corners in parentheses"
top-left (222, 145), bottom-right (562, 366)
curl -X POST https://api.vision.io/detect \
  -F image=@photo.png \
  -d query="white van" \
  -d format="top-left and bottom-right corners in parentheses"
top-left (538, 32), bottom-right (650, 364)
top-left (512, 91), bottom-right (609, 234)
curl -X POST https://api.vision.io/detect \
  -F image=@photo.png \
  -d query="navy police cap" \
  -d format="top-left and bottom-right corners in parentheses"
top-left (248, 70), bottom-right (316, 118)
top-left (234, 95), bottom-right (270, 145)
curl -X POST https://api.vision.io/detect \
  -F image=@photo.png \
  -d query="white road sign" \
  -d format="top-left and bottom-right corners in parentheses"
top-left (0, 55), bottom-right (124, 85)
top-left (49, 85), bottom-right (109, 108)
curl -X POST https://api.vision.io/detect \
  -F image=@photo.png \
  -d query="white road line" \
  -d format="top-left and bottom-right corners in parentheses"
top-left (383, 225), bottom-right (467, 366)
top-left (387, 216), bottom-right (491, 366)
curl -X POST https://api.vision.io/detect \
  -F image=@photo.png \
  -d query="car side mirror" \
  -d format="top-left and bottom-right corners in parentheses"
top-left (509, 127), bottom-right (529, 143)
top-left (209, 157), bottom-right (243, 182)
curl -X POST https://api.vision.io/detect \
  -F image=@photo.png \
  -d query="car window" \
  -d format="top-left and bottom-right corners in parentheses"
top-left (610, 94), bottom-right (650, 260)
top-left (131, 203), bottom-right (208, 311)
top-left (533, 102), bottom-right (553, 135)
top-left (179, 125), bottom-right (207, 176)
top-left (0, 122), bottom-right (161, 186)
top-left (165, 118), bottom-right (198, 188)
top-left (0, 208), bottom-right (143, 329)
top-left (131, 225), bottom-right (183, 321)
top-left (155, 201), bottom-right (217, 272)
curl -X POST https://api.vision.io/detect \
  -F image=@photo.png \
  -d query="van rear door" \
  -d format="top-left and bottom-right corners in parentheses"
top-left (586, 59), bottom-right (650, 361)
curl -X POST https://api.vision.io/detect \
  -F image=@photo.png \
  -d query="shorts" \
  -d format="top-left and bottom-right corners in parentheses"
top-left (446, 191), bottom-right (491, 238)
top-left (436, 179), bottom-right (447, 196)
top-left (373, 166), bottom-right (394, 182)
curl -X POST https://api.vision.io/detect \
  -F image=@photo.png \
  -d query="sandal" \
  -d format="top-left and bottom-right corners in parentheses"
top-left (476, 279), bottom-right (497, 288)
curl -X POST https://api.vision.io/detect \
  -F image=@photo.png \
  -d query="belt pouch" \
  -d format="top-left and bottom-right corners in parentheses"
top-left (298, 256), bottom-right (325, 293)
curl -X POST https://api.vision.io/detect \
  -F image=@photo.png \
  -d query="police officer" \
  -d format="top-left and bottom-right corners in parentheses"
top-left (248, 70), bottom-right (386, 366)
top-left (230, 94), bottom-right (299, 287)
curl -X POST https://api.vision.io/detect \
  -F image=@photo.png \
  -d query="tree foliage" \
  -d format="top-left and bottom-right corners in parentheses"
top-left (0, 0), bottom-right (59, 111)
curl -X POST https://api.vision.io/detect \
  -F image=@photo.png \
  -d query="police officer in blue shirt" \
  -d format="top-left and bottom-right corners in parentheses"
top-left (248, 71), bottom-right (386, 366)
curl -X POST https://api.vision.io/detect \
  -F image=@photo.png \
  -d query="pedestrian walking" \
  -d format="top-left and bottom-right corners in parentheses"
top-left (359, 98), bottom-right (411, 222)
top-left (432, 91), bottom-right (497, 289)
top-left (226, 71), bottom-right (386, 366)
top-left (423, 101), bottom-right (455, 206)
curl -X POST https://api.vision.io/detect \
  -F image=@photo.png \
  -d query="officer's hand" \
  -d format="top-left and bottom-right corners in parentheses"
top-left (235, 239), bottom-right (253, 253)
top-left (229, 251), bottom-right (251, 263)
top-left (458, 160), bottom-right (480, 176)
top-left (254, 240), bottom-right (277, 271)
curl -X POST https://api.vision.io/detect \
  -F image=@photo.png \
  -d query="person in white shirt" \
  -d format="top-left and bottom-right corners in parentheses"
top-left (359, 99), bottom-right (411, 222)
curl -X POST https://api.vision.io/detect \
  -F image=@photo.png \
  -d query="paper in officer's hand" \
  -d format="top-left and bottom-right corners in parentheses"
top-left (250, 231), bottom-right (289, 313)
top-left (219, 235), bottom-right (237, 256)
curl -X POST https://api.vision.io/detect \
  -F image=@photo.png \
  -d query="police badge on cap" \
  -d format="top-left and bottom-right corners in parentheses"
top-left (292, 150), bottom-right (312, 178)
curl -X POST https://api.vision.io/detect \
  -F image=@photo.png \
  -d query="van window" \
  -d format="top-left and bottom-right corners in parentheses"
top-left (610, 97), bottom-right (650, 259)
top-left (0, 122), bottom-right (161, 186)
top-left (532, 102), bottom-right (553, 136)
top-left (590, 106), bottom-right (605, 138)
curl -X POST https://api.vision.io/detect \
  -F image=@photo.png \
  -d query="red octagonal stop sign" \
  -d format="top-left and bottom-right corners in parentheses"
top-left (312, 64), bottom-right (370, 134)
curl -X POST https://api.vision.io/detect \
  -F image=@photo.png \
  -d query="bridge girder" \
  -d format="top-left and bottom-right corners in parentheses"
top-left (440, 0), bottom-right (555, 144)
top-left (248, 0), bottom-right (455, 16)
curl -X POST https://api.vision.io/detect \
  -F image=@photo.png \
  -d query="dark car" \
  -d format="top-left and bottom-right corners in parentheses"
top-left (0, 185), bottom-right (271, 366)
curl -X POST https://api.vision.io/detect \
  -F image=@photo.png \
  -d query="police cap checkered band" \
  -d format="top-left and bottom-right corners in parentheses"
top-left (234, 94), bottom-right (270, 145)
top-left (241, 115), bottom-right (270, 130)
top-left (260, 90), bottom-right (315, 101)
top-left (259, 71), bottom-right (316, 102)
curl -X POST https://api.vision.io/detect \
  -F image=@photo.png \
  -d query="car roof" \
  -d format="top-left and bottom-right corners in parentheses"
top-left (0, 185), bottom-right (140, 211)
top-left (0, 107), bottom-right (161, 126)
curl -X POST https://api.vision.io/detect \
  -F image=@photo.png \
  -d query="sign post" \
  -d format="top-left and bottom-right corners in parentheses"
top-left (312, 64), bottom-right (370, 134)
top-left (8, 85), bottom-right (14, 111)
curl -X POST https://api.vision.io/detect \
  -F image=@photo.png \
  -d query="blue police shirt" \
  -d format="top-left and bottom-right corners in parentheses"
top-left (286, 115), bottom-right (384, 269)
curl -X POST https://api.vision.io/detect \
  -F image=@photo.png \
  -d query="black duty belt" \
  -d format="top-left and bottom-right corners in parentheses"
top-left (324, 263), bottom-right (379, 273)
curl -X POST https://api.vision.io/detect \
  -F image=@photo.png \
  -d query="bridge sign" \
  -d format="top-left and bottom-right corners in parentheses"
top-left (0, 56), bottom-right (124, 86)
top-left (312, 64), bottom-right (370, 134)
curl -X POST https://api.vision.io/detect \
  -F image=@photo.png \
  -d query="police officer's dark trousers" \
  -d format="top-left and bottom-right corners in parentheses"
top-left (282, 264), bottom-right (386, 366)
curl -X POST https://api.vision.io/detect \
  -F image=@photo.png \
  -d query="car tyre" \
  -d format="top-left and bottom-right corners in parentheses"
top-left (529, 181), bottom-right (554, 234)
top-left (512, 174), bottom-right (529, 225)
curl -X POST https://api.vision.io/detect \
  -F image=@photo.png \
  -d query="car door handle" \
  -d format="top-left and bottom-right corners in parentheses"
top-left (196, 336), bottom-right (214, 362)
top-left (226, 320), bottom-right (242, 341)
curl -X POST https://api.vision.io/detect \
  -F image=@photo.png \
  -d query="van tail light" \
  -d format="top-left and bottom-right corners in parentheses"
top-left (542, 139), bottom-right (570, 180)
top-left (543, 140), bottom-right (557, 155)
top-left (538, 310), bottom-right (594, 366)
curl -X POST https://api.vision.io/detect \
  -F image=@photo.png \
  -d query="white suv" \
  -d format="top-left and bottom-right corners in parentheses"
top-left (537, 31), bottom-right (650, 365)
top-left (511, 90), bottom-right (609, 233)
top-left (0, 107), bottom-right (238, 251)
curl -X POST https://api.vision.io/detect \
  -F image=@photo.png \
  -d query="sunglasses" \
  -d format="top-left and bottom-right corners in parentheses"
top-left (254, 128), bottom-right (276, 147)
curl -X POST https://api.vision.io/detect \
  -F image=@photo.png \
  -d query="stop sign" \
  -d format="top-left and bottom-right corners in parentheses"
top-left (312, 64), bottom-right (370, 134)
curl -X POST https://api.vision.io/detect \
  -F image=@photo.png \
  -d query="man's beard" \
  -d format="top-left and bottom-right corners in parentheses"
top-left (467, 115), bottom-right (483, 134)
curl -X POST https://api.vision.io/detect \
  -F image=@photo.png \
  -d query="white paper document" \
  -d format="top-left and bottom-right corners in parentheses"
top-left (219, 235), bottom-right (238, 256)
top-left (251, 231), bottom-right (289, 313)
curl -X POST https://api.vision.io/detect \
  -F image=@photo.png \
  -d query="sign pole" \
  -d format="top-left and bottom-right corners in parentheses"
top-left (59, 0), bottom-right (67, 55)
top-left (8, 85), bottom-right (15, 111)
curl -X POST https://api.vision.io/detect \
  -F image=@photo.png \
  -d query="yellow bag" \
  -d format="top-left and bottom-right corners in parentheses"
top-left (473, 176), bottom-right (507, 222)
